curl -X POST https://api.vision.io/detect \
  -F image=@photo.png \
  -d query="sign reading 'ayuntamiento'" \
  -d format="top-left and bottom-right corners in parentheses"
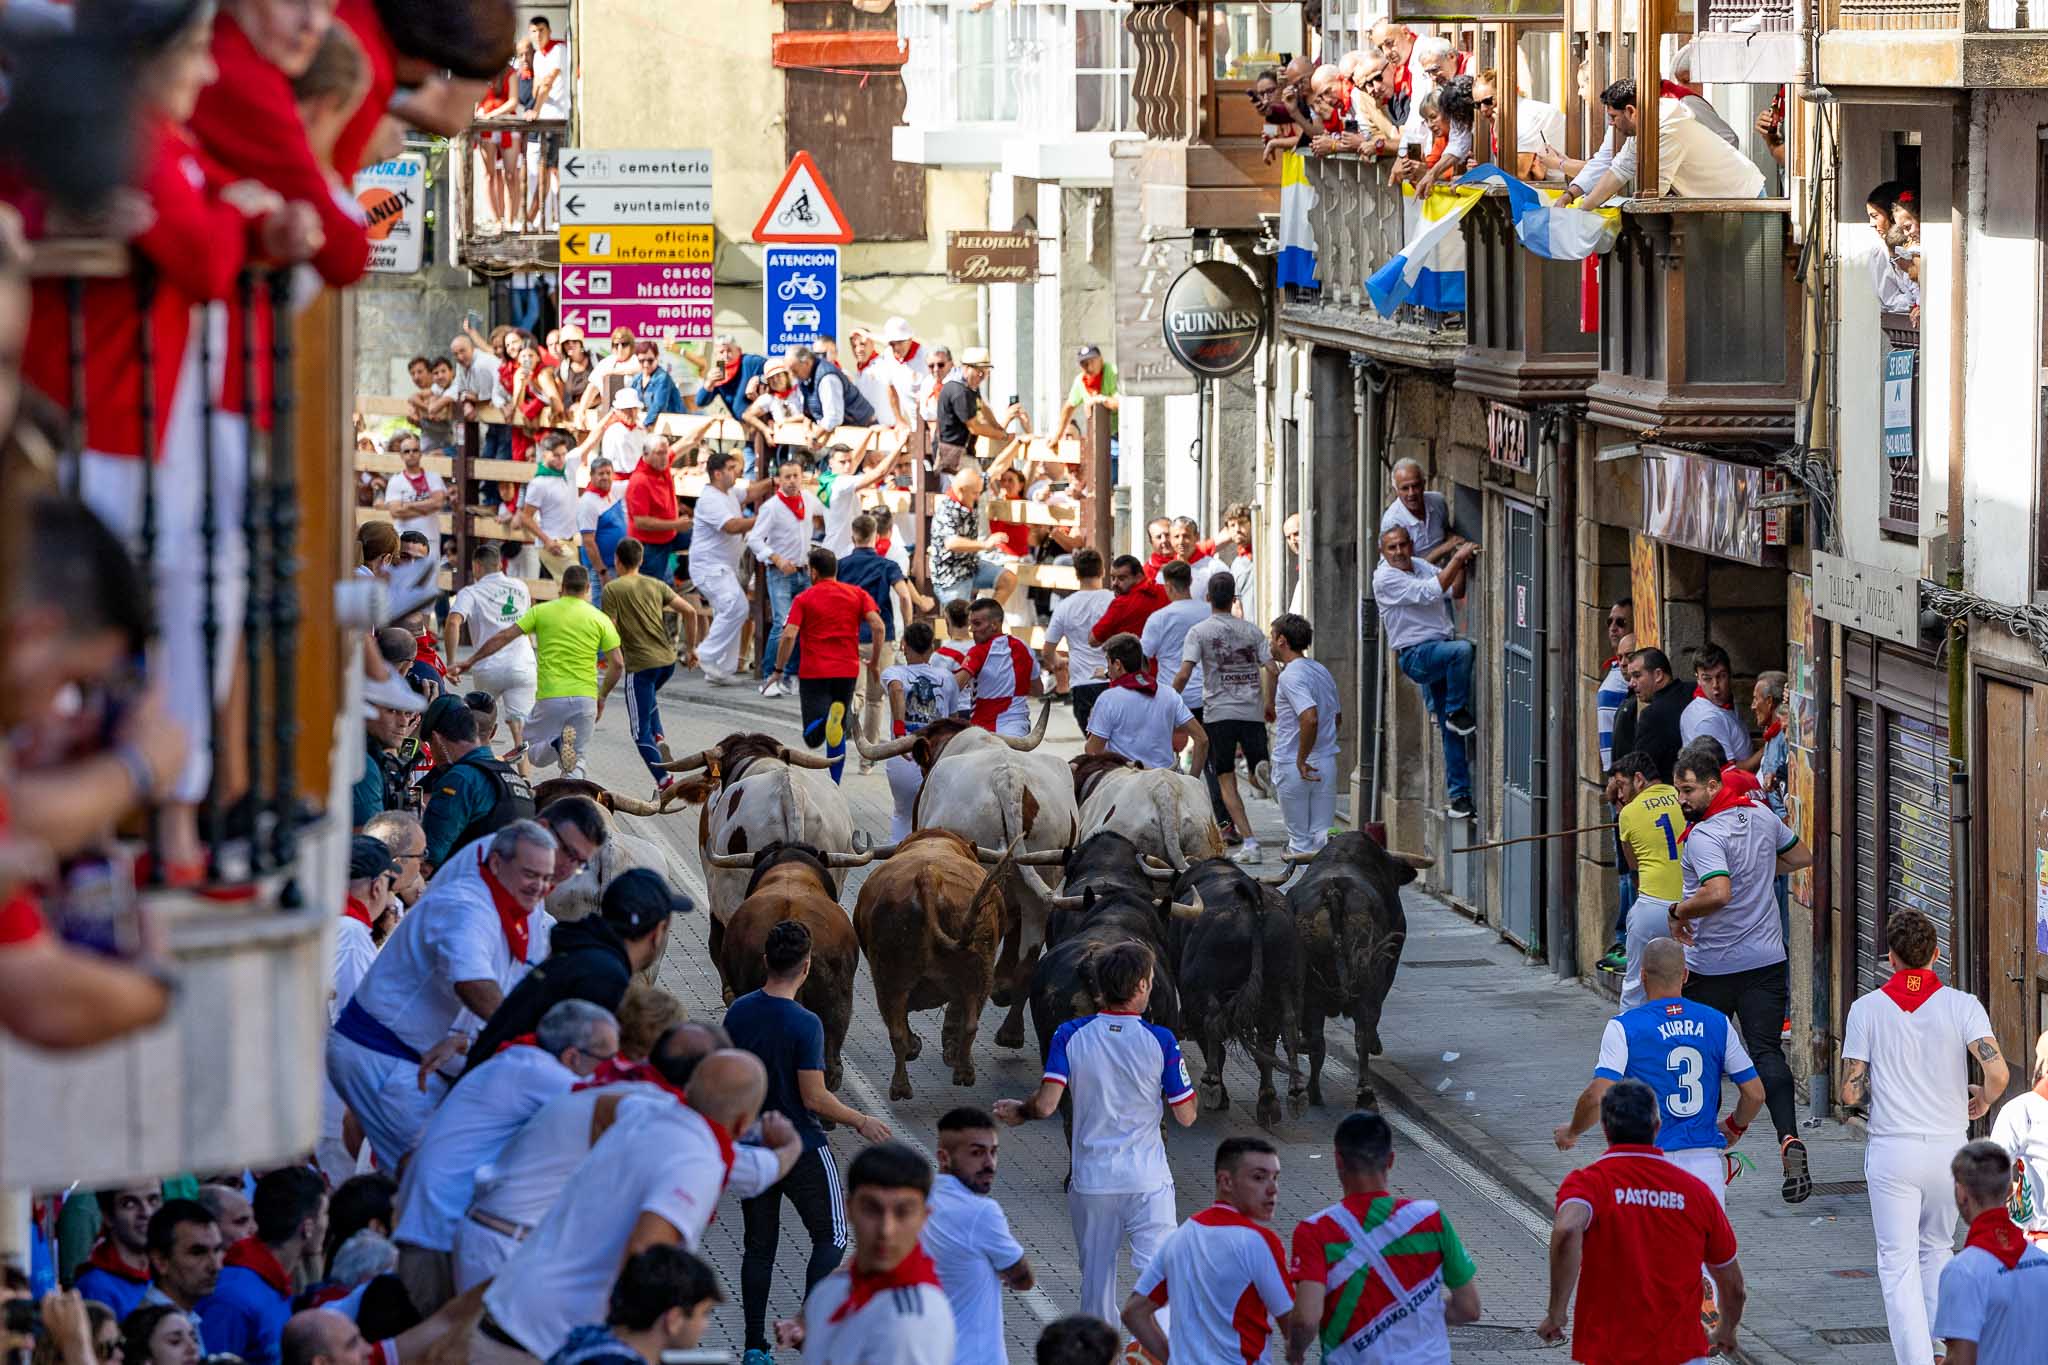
top-left (1161, 260), bottom-right (1265, 379)
top-left (946, 231), bottom-right (1039, 284)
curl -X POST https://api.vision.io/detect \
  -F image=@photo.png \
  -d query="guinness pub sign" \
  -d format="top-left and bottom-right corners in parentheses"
top-left (1161, 260), bottom-right (1265, 379)
top-left (946, 230), bottom-right (1039, 284)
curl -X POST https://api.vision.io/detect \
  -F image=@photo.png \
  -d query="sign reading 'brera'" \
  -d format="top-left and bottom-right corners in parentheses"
top-left (946, 231), bottom-right (1038, 284)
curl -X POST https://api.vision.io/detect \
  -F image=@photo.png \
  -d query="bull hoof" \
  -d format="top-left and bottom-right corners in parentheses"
top-left (1287, 1086), bottom-right (1309, 1119)
top-left (952, 1064), bottom-right (975, 1088)
top-left (1308, 1083), bottom-right (1327, 1108)
top-left (889, 1074), bottom-right (913, 1102)
top-left (906, 1032), bottom-right (924, 1061)
top-left (1355, 1086), bottom-right (1378, 1110)
top-left (1257, 1094), bottom-right (1283, 1129)
top-left (994, 1022), bottom-right (1025, 1049)
top-left (1200, 1079), bottom-right (1230, 1112)
top-left (990, 986), bottom-right (1016, 1009)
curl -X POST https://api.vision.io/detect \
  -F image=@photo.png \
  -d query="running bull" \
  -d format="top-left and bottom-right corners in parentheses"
top-left (1167, 857), bottom-right (1304, 1130)
top-left (1070, 754), bottom-right (1225, 874)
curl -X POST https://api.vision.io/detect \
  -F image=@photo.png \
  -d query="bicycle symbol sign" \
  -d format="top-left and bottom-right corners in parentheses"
top-left (763, 246), bottom-right (839, 351)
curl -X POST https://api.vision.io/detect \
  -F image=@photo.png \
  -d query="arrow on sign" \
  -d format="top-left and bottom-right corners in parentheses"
top-left (563, 270), bottom-right (582, 292)
top-left (563, 231), bottom-right (584, 255)
top-left (564, 155), bottom-right (584, 177)
top-left (565, 194), bottom-right (585, 217)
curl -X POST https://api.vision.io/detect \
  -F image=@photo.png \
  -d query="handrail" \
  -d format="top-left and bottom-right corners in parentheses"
top-left (1623, 197), bottom-right (1797, 214)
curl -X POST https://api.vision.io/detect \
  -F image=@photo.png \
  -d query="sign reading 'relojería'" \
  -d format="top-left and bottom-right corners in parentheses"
top-left (946, 231), bottom-right (1039, 284)
top-left (1160, 260), bottom-right (1265, 379)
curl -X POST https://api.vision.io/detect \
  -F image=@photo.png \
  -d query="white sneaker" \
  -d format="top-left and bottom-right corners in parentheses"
top-left (1231, 841), bottom-right (1263, 866)
top-left (759, 675), bottom-right (783, 698)
top-left (779, 675), bottom-right (800, 698)
top-left (702, 666), bottom-right (738, 687)
top-left (1250, 759), bottom-right (1273, 798)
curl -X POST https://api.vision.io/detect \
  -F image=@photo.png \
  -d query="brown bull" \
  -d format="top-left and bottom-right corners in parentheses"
top-left (852, 831), bottom-right (1015, 1100)
top-left (713, 842), bottom-right (858, 1090)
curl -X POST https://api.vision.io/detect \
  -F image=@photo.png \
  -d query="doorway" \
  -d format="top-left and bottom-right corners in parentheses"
top-left (1501, 499), bottom-right (1546, 949)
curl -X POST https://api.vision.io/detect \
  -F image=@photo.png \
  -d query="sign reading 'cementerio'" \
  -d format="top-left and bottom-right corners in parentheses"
top-left (1161, 260), bottom-right (1265, 379)
top-left (946, 231), bottom-right (1039, 284)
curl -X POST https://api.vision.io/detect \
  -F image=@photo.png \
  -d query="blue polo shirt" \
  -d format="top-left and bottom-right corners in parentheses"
top-left (694, 353), bottom-right (767, 419)
top-left (836, 547), bottom-right (905, 643)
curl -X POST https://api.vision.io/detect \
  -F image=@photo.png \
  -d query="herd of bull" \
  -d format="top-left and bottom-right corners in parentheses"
top-left (535, 703), bottom-right (1432, 1132)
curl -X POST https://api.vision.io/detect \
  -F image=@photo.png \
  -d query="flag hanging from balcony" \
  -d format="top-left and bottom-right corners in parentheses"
top-left (1277, 151), bottom-right (1319, 290)
top-left (1452, 164), bottom-right (1623, 261)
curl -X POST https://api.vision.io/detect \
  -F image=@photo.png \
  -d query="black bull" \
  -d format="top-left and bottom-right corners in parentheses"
top-left (1168, 858), bottom-right (1304, 1130)
top-left (1028, 833), bottom-right (1182, 1065)
top-left (1286, 830), bottom-right (1414, 1109)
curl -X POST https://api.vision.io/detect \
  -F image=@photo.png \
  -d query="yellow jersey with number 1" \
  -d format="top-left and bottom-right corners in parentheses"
top-left (1618, 783), bottom-right (1687, 902)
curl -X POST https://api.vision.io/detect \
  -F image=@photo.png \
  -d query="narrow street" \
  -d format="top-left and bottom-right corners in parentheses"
top-left (575, 678), bottom-right (1894, 1363)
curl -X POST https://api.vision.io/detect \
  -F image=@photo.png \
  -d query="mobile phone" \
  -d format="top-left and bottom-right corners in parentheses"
top-left (464, 309), bottom-right (487, 334)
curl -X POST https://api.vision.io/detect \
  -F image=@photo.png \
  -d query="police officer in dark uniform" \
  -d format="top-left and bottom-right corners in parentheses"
top-left (418, 696), bottom-right (535, 869)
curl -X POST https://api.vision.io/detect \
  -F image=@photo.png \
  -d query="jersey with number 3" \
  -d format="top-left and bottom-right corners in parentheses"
top-left (1595, 997), bottom-right (1756, 1152)
top-left (1616, 783), bottom-right (1685, 901)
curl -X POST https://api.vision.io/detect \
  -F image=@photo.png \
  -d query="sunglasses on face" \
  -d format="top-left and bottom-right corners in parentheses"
top-left (1476, 97), bottom-right (1496, 110)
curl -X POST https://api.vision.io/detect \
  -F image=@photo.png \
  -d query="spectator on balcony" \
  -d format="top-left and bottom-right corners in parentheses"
top-left (1666, 45), bottom-right (1740, 149)
top-left (1284, 512), bottom-right (1305, 615)
top-left (1756, 86), bottom-right (1788, 170)
top-left (525, 15), bottom-right (569, 227)
top-left (627, 342), bottom-right (686, 423)
top-left (1306, 64), bottom-right (1361, 155)
top-left (1567, 78), bottom-right (1765, 210)
top-left (1373, 525), bottom-right (1480, 821)
top-left (1408, 77), bottom-right (1477, 197)
top-left (474, 48), bottom-right (525, 233)
top-left (195, 1167), bottom-right (329, 1365)
top-left (1680, 643), bottom-right (1752, 764)
top-left (380, 432), bottom-right (450, 522)
top-left (405, 356), bottom-right (456, 456)
top-left (1871, 183), bottom-right (1922, 317)
top-left (688, 335), bottom-right (767, 421)
top-left (1368, 17), bottom-right (1423, 128)
top-left (1052, 344), bottom-right (1120, 481)
top-left (555, 326), bottom-right (594, 410)
top-left (1474, 68), bottom-right (1566, 180)
top-left (73, 1188), bottom-right (160, 1320)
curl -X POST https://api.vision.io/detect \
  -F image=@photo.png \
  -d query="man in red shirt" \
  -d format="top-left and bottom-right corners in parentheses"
top-left (1090, 554), bottom-right (1170, 650)
top-left (1540, 1078), bottom-right (1746, 1364)
top-left (769, 547), bottom-right (885, 784)
top-left (624, 436), bottom-right (690, 586)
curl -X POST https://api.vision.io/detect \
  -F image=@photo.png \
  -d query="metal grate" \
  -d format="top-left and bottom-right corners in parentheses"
top-left (1810, 1179), bottom-right (1870, 1196)
top-left (1404, 958), bottom-right (1496, 969)
top-left (1818, 1327), bottom-right (1892, 1345)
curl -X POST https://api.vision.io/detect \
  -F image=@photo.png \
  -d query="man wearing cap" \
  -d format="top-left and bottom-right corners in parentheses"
top-left (688, 335), bottom-right (767, 420)
top-left (881, 316), bottom-right (929, 425)
top-left (625, 435), bottom-right (691, 589)
top-left (1053, 344), bottom-right (1120, 483)
top-left (462, 869), bottom-right (687, 1074)
top-left (934, 347), bottom-right (1024, 472)
top-left (847, 328), bottom-right (908, 430)
top-left (419, 696), bottom-right (537, 871)
top-left (596, 387), bottom-right (650, 478)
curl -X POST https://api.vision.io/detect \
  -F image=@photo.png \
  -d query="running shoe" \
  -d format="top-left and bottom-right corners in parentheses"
top-left (1252, 759), bottom-right (1274, 797)
top-left (557, 726), bottom-right (579, 777)
top-left (780, 675), bottom-right (799, 698)
top-left (1232, 840), bottom-right (1263, 866)
top-left (1444, 707), bottom-right (1478, 737)
top-left (1780, 1134), bottom-right (1812, 1204)
top-left (826, 701), bottom-right (847, 750)
top-left (742, 1351), bottom-right (774, 1365)
top-left (1597, 946), bottom-right (1627, 974)
top-left (759, 674), bottom-right (782, 698)
top-left (1445, 795), bottom-right (1476, 820)
top-left (702, 666), bottom-right (739, 687)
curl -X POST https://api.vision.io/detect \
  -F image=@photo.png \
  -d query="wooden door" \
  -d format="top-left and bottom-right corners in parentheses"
top-left (1979, 676), bottom-right (2041, 1103)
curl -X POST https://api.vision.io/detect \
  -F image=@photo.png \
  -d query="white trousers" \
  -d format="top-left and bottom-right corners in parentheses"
top-left (525, 696), bottom-right (595, 778)
top-left (887, 754), bottom-right (923, 841)
top-left (1270, 760), bottom-right (1337, 855)
top-left (1069, 1185), bottom-right (1177, 1325)
top-left (1867, 1131), bottom-right (1963, 1365)
top-left (470, 656), bottom-right (538, 725)
top-left (695, 563), bottom-right (747, 673)
top-left (1619, 895), bottom-right (1677, 1010)
top-left (452, 1214), bottom-right (523, 1294)
top-left (324, 1030), bottom-right (450, 1166)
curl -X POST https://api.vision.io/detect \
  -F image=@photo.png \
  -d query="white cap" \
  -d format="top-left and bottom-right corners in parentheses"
top-left (612, 388), bottom-right (644, 410)
top-left (882, 316), bottom-right (915, 343)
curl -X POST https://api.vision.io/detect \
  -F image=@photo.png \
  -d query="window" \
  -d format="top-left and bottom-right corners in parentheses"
top-left (1211, 2), bottom-right (1305, 79)
top-left (956, 4), bottom-right (1015, 122)
top-left (1072, 2), bottom-right (1135, 133)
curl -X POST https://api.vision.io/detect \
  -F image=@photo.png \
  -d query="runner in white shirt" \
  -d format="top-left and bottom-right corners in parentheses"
top-left (1934, 1140), bottom-right (2048, 1365)
top-left (392, 1001), bottom-right (617, 1313)
top-left (325, 821), bottom-right (571, 1165)
top-left (783, 1143), bottom-right (956, 1365)
top-left (1177, 574), bottom-right (1274, 864)
top-left (817, 444), bottom-right (894, 558)
top-left (447, 544), bottom-right (538, 737)
top-left (995, 941), bottom-right (1198, 1325)
top-left (923, 1110), bottom-right (1033, 1365)
top-left (518, 435), bottom-right (582, 578)
top-left (1990, 1029), bottom-right (2048, 1242)
top-left (1085, 633), bottom-right (1205, 773)
top-left (1125, 1138), bottom-right (1292, 1365)
top-left (874, 623), bottom-right (963, 841)
top-left (689, 452), bottom-right (758, 683)
top-left (322, 838), bottom-right (398, 1184)
top-left (1141, 560), bottom-right (1208, 712)
top-left (1842, 907), bottom-right (2010, 1365)
top-left (1042, 549), bottom-right (1114, 729)
top-left (953, 598), bottom-right (1042, 737)
top-left (1266, 613), bottom-right (1342, 855)
top-left (477, 1050), bottom-right (799, 1361)
top-left (1678, 644), bottom-right (1753, 763)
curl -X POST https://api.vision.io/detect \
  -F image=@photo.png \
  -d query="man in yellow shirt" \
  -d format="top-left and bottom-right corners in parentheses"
top-left (455, 565), bottom-right (624, 779)
top-left (1612, 750), bottom-right (1686, 1009)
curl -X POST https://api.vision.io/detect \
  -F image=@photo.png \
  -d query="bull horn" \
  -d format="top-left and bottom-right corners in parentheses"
top-left (1167, 889), bottom-right (1206, 922)
top-left (1000, 699), bottom-right (1054, 751)
top-left (1391, 849), bottom-right (1437, 869)
top-left (606, 793), bottom-right (661, 817)
top-left (855, 732), bottom-right (919, 761)
top-left (1282, 850), bottom-right (1318, 865)
top-left (1256, 870), bottom-right (1296, 886)
top-left (782, 749), bottom-right (837, 770)
top-left (1139, 861), bottom-right (1177, 881)
top-left (976, 847), bottom-right (1068, 866)
top-left (706, 850), bottom-right (758, 869)
top-left (853, 830), bottom-right (873, 854)
top-left (866, 842), bottom-right (901, 859)
top-left (660, 745), bottom-right (720, 774)
top-left (826, 848), bottom-right (875, 868)
top-left (1050, 893), bottom-right (1088, 910)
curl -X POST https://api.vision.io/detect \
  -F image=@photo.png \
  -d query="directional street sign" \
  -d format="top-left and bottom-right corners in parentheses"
top-left (752, 151), bottom-right (853, 245)
top-left (764, 245), bottom-right (839, 351)
top-left (558, 150), bottom-right (716, 339)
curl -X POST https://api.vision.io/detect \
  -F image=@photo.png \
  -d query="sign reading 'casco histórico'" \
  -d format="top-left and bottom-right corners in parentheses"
top-left (946, 231), bottom-right (1039, 284)
top-left (1161, 260), bottom-right (1265, 379)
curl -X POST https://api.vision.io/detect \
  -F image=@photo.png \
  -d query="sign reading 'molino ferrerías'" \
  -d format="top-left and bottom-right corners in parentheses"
top-left (1161, 260), bottom-right (1265, 379)
top-left (946, 230), bottom-right (1039, 284)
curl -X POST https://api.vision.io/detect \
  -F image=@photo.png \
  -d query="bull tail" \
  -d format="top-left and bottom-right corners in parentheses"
top-left (918, 863), bottom-right (964, 956)
top-left (1153, 783), bottom-right (1189, 872)
top-left (961, 837), bottom-right (1021, 954)
top-left (1227, 888), bottom-right (1301, 1080)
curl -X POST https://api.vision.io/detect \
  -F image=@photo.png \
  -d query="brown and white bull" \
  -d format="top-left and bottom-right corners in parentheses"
top-left (855, 703), bottom-right (1071, 1048)
top-left (1070, 754), bottom-right (1226, 873)
top-left (659, 732), bottom-right (868, 948)
top-left (852, 831), bottom-right (1015, 1100)
top-left (530, 777), bottom-right (690, 923)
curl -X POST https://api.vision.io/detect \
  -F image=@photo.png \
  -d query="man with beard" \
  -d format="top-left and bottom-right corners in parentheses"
top-left (921, 1109), bottom-right (1034, 1365)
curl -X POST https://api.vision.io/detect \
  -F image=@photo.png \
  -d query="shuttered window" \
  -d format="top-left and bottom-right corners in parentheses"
top-left (1852, 700), bottom-right (1954, 996)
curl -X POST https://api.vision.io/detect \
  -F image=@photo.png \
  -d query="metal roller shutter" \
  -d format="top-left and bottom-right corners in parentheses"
top-left (1853, 702), bottom-right (1954, 997)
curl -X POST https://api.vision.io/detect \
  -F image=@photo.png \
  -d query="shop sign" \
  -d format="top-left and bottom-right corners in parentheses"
top-left (1639, 446), bottom-right (1783, 566)
top-left (1110, 143), bottom-right (1196, 397)
top-left (1883, 346), bottom-right (1916, 463)
top-left (1811, 550), bottom-right (1920, 647)
top-left (1487, 402), bottom-right (1532, 474)
top-left (946, 231), bottom-right (1039, 284)
top-left (1161, 260), bottom-right (1265, 380)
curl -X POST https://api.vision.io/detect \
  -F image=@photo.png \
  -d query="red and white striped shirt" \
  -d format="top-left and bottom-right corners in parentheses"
top-left (1135, 1204), bottom-right (1294, 1364)
top-left (959, 634), bottom-right (1039, 736)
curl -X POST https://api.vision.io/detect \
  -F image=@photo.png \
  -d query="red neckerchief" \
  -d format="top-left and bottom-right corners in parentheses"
top-left (493, 1032), bottom-right (540, 1054)
top-left (1678, 782), bottom-right (1756, 843)
top-left (307, 1282), bottom-right (354, 1309)
top-left (775, 489), bottom-right (808, 525)
top-left (1602, 655), bottom-right (1620, 673)
top-left (721, 355), bottom-right (743, 385)
top-left (1081, 369), bottom-right (1105, 396)
top-left (476, 847), bottom-right (532, 962)
top-left (874, 536), bottom-right (891, 556)
top-left (700, 1110), bottom-right (738, 1188)
top-left (1965, 1206), bottom-right (2030, 1269)
top-left (1880, 968), bottom-right (1943, 1014)
top-left (341, 896), bottom-right (375, 930)
top-left (224, 1237), bottom-right (292, 1298)
top-left (827, 1243), bottom-right (943, 1324)
top-left (964, 636), bottom-right (1033, 731)
top-left (1694, 686), bottom-right (1733, 710)
top-left (415, 634), bottom-right (445, 677)
top-left (1762, 719), bottom-right (1784, 741)
top-left (856, 350), bottom-right (879, 373)
top-left (83, 1240), bottom-right (149, 1284)
top-left (538, 38), bottom-right (562, 56)
top-left (1144, 550), bottom-right (1174, 582)
top-left (1108, 669), bottom-right (1157, 697)
top-left (573, 1056), bottom-right (689, 1106)
top-left (1660, 79), bottom-right (1699, 101)
top-left (404, 469), bottom-right (431, 493)
top-left (900, 340), bottom-right (921, 364)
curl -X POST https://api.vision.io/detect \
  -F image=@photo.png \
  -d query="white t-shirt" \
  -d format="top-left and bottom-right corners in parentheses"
top-left (1142, 598), bottom-right (1210, 709)
top-left (600, 422), bottom-right (647, 477)
top-left (1842, 980), bottom-right (1994, 1140)
top-left (531, 39), bottom-right (570, 119)
top-left (1184, 613), bottom-right (1272, 724)
top-left (451, 573), bottom-right (537, 667)
top-left (1045, 587), bottom-right (1114, 687)
top-left (1086, 683), bottom-right (1194, 770)
top-left (1273, 657), bottom-right (1341, 765)
top-left (1933, 1237), bottom-right (2048, 1364)
top-left (333, 914), bottom-right (376, 1024)
top-left (1133, 1206), bottom-right (1294, 1365)
top-left (470, 1085), bottom-right (619, 1228)
top-left (343, 841), bottom-right (554, 1057)
top-left (800, 1269), bottom-right (955, 1365)
top-left (1371, 558), bottom-right (1456, 652)
top-left (1610, 98), bottom-right (1767, 200)
top-left (1229, 551), bottom-right (1254, 602)
top-left (394, 1044), bottom-right (577, 1251)
top-left (576, 484), bottom-right (621, 534)
top-left (1185, 554), bottom-right (1230, 602)
top-left (819, 478), bottom-right (865, 558)
top-left (881, 661), bottom-right (960, 735)
top-left (690, 485), bottom-right (747, 574)
top-left (485, 1096), bottom-right (779, 1357)
top-left (1991, 1089), bottom-right (2048, 1234)
top-left (386, 468), bottom-right (447, 507)
top-left (922, 1175), bottom-right (1025, 1365)
top-left (1680, 694), bottom-right (1754, 763)
top-left (1517, 97), bottom-right (1568, 153)
top-left (852, 356), bottom-right (901, 426)
top-left (1679, 802), bottom-right (1795, 975)
top-left (1042, 1010), bottom-right (1195, 1195)
top-left (521, 473), bottom-right (579, 542)
top-left (1380, 490), bottom-right (1452, 557)
top-left (962, 636), bottom-right (1041, 737)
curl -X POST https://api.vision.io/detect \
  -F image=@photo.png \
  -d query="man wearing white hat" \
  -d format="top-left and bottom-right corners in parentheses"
top-left (883, 316), bottom-right (930, 428)
top-left (847, 327), bottom-right (907, 430)
top-left (600, 387), bottom-right (649, 478)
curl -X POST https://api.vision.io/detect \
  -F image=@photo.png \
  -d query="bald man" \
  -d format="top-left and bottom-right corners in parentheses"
top-left (475, 1049), bottom-right (801, 1362)
top-left (281, 1309), bottom-right (370, 1365)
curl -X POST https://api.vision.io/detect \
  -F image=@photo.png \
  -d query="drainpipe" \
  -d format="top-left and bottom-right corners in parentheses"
top-left (1545, 410), bottom-right (1579, 980)
top-left (1946, 96), bottom-right (1977, 988)
top-left (1352, 361), bottom-right (1381, 835)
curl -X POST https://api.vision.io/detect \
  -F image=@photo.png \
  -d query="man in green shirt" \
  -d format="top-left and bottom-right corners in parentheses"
top-left (1052, 343), bottom-right (1120, 484)
top-left (454, 565), bottom-right (624, 779)
top-left (601, 537), bottom-right (702, 793)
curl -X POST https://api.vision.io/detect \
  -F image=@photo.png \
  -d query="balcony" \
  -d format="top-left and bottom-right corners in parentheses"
top-left (1586, 201), bottom-right (1802, 444)
top-left (1817, 0), bottom-right (2048, 89)
top-left (1276, 155), bottom-right (1466, 369)
top-left (452, 115), bottom-right (568, 273)
top-left (1125, 0), bottom-right (1284, 228)
top-left (1455, 193), bottom-right (1600, 407)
